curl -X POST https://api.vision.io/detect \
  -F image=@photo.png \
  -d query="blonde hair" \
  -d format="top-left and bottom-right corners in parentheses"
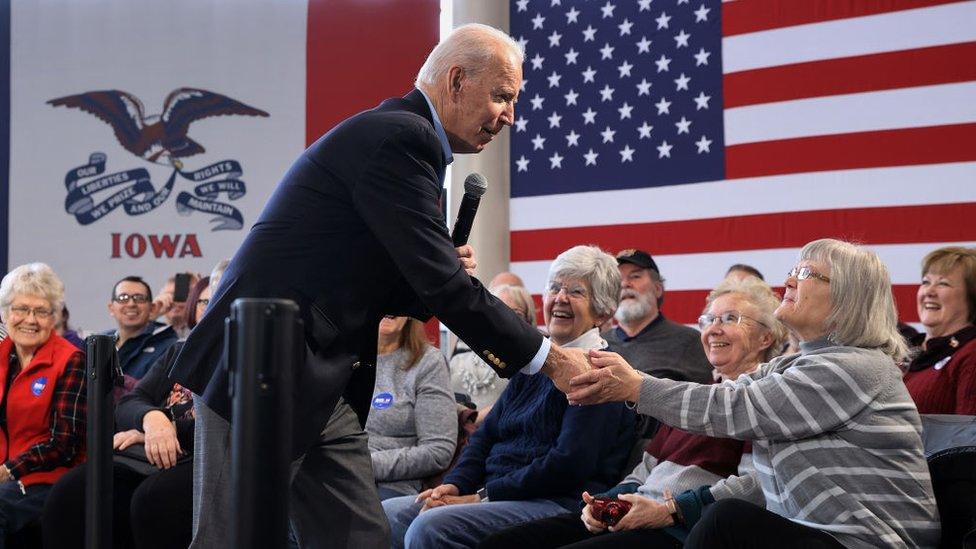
top-left (921, 246), bottom-right (976, 324)
top-left (800, 239), bottom-right (907, 361)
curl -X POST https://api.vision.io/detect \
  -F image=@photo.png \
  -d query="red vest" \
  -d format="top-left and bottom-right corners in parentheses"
top-left (0, 333), bottom-right (86, 486)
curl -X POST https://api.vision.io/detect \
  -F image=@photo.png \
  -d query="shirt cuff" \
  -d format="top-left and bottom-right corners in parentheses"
top-left (520, 338), bottom-right (551, 375)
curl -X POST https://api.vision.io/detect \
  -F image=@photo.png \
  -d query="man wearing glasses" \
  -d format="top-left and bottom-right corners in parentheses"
top-left (102, 276), bottom-right (178, 379)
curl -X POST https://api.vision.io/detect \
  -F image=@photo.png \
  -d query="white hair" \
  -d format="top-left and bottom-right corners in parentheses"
top-left (705, 276), bottom-right (788, 362)
top-left (415, 23), bottom-right (524, 89)
top-left (0, 263), bottom-right (65, 323)
top-left (800, 239), bottom-right (908, 361)
top-left (547, 245), bottom-right (621, 319)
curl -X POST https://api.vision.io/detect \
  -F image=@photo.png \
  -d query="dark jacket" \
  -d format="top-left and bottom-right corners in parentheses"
top-left (170, 89), bottom-right (544, 456)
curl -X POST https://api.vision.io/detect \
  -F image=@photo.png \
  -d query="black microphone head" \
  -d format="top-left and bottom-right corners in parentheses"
top-left (464, 173), bottom-right (488, 197)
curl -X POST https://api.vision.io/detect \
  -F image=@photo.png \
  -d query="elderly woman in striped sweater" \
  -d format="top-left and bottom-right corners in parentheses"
top-left (568, 239), bottom-right (940, 549)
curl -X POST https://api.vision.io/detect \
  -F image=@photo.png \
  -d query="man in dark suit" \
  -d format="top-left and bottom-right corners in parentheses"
top-left (170, 23), bottom-right (591, 548)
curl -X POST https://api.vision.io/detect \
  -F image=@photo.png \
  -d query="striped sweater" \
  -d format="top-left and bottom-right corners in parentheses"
top-left (636, 337), bottom-right (940, 549)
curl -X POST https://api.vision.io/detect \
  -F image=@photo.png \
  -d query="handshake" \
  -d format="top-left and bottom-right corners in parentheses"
top-left (541, 346), bottom-right (645, 406)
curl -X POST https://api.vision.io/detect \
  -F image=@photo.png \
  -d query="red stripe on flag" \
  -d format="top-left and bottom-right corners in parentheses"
top-left (724, 42), bottom-right (976, 108)
top-left (534, 284), bottom-right (921, 326)
top-left (725, 123), bottom-right (976, 179)
top-left (306, 0), bottom-right (439, 145)
top-left (511, 203), bottom-right (976, 261)
top-left (722, 0), bottom-right (964, 37)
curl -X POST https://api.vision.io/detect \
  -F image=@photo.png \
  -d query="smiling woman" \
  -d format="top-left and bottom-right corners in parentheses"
top-left (566, 239), bottom-right (941, 549)
top-left (0, 263), bottom-right (86, 542)
top-left (904, 246), bottom-right (976, 415)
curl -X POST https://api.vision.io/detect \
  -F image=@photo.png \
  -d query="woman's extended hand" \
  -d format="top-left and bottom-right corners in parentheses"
top-left (142, 410), bottom-right (182, 469)
top-left (567, 350), bottom-right (644, 405)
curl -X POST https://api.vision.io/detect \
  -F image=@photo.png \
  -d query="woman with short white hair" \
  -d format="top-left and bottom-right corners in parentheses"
top-left (0, 263), bottom-right (86, 541)
top-left (568, 239), bottom-right (939, 549)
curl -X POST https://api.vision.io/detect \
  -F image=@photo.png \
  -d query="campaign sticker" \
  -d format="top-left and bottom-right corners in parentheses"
top-left (31, 377), bottom-right (48, 396)
top-left (372, 392), bottom-right (394, 409)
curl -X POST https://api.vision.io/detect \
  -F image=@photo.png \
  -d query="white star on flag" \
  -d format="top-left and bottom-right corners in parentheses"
top-left (515, 116), bottom-right (528, 132)
top-left (674, 73), bottom-right (691, 91)
top-left (694, 4), bottom-right (710, 22)
top-left (582, 66), bottom-right (597, 83)
top-left (599, 84), bottom-right (615, 102)
top-left (636, 78), bottom-right (652, 96)
top-left (566, 7), bottom-right (580, 24)
top-left (657, 140), bottom-right (673, 158)
top-left (693, 91), bottom-right (711, 110)
top-left (549, 151), bottom-right (564, 168)
top-left (530, 94), bottom-right (545, 110)
top-left (636, 36), bottom-right (652, 54)
top-left (583, 148), bottom-right (599, 165)
top-left (565, 48), bottom-right (579, 64)
top-left (582, 108), bottom-right (597, 124)
top-left (582, 25), bottom-right (597, 42)
top-left (618, 60), bottom-right (634, 78)
top-left (618, 19), bottom-right (633, 36)
top-left (564, 89), bottom-right (579, 106)
top-left (675, 116), bottom-right (692, 134)
top-left (547, 71), bottom-right (562, 88)
top-left (516, 155), bottom-right (530, 171)
top-left (530, 53), bottom-right (545, 70)
top-left (637, 121), bottom-right (653, 138)
top-left (656, 12), bottom-right (671, 29)
top-left (655, 96), bottom-right (672, 115)
top-left (532, 13), bottom-right (545, 30)
top-left (618, 102), bottom-right (634, 119)
top-left (695, 135), bottom-right (712, 153)
top-left (532, 134), bottom-right (546, 150)
top-left (694, 48), bottom-right (711, 66)
top-left (601, 1), bottom-right (616, 18)
top-left (547, 111), bottom-right (562, 128)
top-left (601, 126), bottom-right (616, 143)
top-left (620, 144), bottom-right (635, 162)
top-left (600, 43), bottom-right (615, 60)
top-left (548, 30), bottom-right (562, 47)
top-left (655, 54), bottom-right (672, 72)
top-left (565, 130), bottom-right (581, 147)
top-left (674, 30), bottom-right (691, 48)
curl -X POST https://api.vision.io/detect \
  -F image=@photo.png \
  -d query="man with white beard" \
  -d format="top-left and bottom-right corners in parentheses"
top-left (603, 250), bottom-right (713, 439)
top-left (603, 249), bottom-right (713, 384)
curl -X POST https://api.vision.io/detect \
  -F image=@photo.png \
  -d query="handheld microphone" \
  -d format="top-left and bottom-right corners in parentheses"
top-left (451, 173), bottom-right (488, 247)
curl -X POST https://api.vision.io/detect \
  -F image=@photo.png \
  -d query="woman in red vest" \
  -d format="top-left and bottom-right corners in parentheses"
top-left (0, 263), bottom-right (85, 545)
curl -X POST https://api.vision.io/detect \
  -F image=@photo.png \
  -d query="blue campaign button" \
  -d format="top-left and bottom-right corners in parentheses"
top-left (31, 376), bottom-right (49, 396)
top-left (372, 392), bottom-right (394, 409)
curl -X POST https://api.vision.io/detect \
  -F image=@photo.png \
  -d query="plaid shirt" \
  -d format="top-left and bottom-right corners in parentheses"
top-left (5, 349), bottom-right (87, 478)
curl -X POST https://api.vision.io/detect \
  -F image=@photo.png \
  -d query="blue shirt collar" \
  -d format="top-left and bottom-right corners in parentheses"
top-left (417, 88), bottom-right (454, 166)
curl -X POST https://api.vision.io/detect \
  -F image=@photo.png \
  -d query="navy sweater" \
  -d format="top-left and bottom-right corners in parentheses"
top-left (443, 371), bottom-right (635, 510)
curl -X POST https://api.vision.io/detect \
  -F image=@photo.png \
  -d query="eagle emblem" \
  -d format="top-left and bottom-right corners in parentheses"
top-left (48, 88), bottom-right (269, 168)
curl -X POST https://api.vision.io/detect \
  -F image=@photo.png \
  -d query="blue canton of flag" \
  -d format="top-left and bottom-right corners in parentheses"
top-left (510, 0), bottom-right (725, 197)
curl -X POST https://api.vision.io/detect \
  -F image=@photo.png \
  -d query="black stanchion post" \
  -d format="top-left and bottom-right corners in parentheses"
top-left (228, 298), bottom-right (301, 549)
top-left (85, 334), bottom-right (121, 549)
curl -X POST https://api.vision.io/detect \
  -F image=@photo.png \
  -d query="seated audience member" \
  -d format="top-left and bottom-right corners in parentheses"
top-left (605, 249), bottom-right (712, 439)
top-left (102, 276), bottom-right (178, 379)
top-left (154, 272), bottom-right (200, 339)
top-left (42, 276), bottom-right (211, 549)
top-left (480, 276), bottom-right (788, 549)
top-left (606, 249), bottom-right (712, 384)
top-left (904, 246), bottom-right (976, 415)
top-left (725, 263), bottom-right (764, 281)
top-left (488, 271), bottom-right (524, 289)
top-left (450, 284), bottom-right (536, 411)
top-left (568, 239), bottom-right (940, 549)
top-left (367, 316), bottom-right (456, 500)
top-left (383, 245), bottom-right (635, 549)
top-left (0, 263), bottom-right (86, 543)
top-left (55, 306), bottom-right (84, 350)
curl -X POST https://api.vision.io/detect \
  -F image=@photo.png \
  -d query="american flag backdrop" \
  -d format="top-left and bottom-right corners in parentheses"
top-left (508, 0), bottom-right (976, 326)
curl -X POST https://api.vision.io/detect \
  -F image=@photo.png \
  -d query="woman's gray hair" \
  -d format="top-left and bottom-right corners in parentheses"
top-left (0, 263), bottom-right (65, 323)
top-left (547, 245), bottom-right (621, 319)
top-left (705, 276), bottom-right (788, 362)
top-left (491, 284), bottom-right (536, 325)
top-left (415, 23), bottom-right (524, 89)
top-left (800, 239), bottom-right (908, 361)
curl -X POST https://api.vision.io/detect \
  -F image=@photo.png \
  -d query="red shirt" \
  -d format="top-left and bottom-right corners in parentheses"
top-left (904, 331), bottom-right (976, 415)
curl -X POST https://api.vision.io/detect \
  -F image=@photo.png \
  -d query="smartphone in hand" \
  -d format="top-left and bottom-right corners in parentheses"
top-left (173, 273), bottom-right (191, 302)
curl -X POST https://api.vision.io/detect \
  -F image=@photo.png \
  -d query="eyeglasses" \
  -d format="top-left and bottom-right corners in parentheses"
top-left (697, 311), bottom-right (767, 331)
top-left (197, 298), bottom-right (210, 307)
top-left (787, 266), bottom-right (831, 283)
top-left (546, 281), bottom-right (589, 300)
top-left (114, 293), bottom-right (150, 304)
top-left (9, 305), bottom-right (54, 320)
